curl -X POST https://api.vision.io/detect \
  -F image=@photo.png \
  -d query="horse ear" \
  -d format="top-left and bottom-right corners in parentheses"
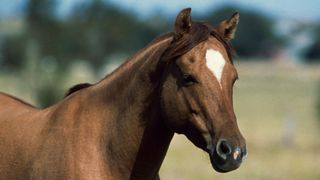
top-left (174, 8), bottom-right (192, 38)
top-left (216, 12), bottom-right (240, 40)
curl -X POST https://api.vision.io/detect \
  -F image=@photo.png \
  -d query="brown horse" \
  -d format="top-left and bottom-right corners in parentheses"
top-left (0, 8), bottom-right (246, 180)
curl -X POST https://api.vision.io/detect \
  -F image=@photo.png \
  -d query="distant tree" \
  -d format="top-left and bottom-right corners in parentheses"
top-left (25, 0), bottom-right (75, 69)
top-left (317, 83), bottom-right (320, 124)
top-left (0, 0), bottom-right (60, 70)
top-left (304, 24), bottom-right (320, 62)
top-left (0, 0), bottom-right (171, 106)
top-left (1, 35), bottom-right (26, 69)
top-left (36, 78), bottom-right (64, 108)
top-left (204, 5), bottom-right (285, 58)
top-left (305, 41), bottom-right (320, 62)
top-left (1, 0), bottom-right (170, 70)
top-left (25, 0), bottom-right (57, 32)
top-left (68, 0), bottom-right (169, 69)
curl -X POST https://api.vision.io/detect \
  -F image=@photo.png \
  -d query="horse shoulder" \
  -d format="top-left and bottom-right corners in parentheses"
top-left (0, 93), bottom-right (49, 179)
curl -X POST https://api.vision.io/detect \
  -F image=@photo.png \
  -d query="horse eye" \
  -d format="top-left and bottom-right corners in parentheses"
top-left (182, 74), bottom-right (197, 86)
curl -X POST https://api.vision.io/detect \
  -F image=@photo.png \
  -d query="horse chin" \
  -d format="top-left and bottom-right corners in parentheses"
top-left (176, 120), bottom-right (241, 173)
top-left (208, 151), bottom-right (241, 173)
top-left (209, 154), bottom-right (230, 173)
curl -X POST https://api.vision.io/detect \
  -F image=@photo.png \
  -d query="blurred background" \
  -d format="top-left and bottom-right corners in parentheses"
top-left (0, 0), bottom-right (320, 179)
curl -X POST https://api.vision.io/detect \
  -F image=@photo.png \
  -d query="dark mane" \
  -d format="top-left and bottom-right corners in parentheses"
top-left (162, 22), bottom-right (234, 63)
top-left (64, 22), bottom-right (233, 98)
top-left (65, 83), bottom-right (92, 97)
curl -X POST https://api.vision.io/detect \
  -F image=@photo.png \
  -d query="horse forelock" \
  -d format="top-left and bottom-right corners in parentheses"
top-left (161, 22), bottom-right (234, 63)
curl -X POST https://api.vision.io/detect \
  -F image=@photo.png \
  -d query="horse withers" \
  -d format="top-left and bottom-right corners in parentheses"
top-left (0, 8), bottom-right (246, 180)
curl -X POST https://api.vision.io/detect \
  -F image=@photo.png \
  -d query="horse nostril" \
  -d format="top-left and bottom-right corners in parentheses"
top-left (216, 140), bottom-right (232, 160)
top-left (220, 141), bottom-right (232, 154)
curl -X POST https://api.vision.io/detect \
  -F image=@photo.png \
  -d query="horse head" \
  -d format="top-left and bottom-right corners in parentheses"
top-left (160, 8), bottom-right (247, 173)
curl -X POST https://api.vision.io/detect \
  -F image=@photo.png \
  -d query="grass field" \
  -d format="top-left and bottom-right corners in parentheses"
top-left (1, 61), bottom-right (320, 179)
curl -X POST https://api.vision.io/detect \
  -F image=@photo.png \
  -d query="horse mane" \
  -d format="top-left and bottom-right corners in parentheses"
top-left (162, 22), bottom-right (234, 63)
top-left (64, 83), bottom-right (92, 97)
top-left (64, 22), bottom-right (234, 98)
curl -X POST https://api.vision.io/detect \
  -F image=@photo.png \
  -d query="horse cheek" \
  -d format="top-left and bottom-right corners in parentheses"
top-left (161, 80), bottom-right (188, 130)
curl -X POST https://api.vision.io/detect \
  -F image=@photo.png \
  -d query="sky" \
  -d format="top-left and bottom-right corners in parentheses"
top-left (0, 0), bottom-right (319, 22)
top-left (107, 0), bottom-right (320, 21)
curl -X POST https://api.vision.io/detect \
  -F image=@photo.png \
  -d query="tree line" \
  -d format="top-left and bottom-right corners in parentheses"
top-left (4, 0), bottom-right (319, 72)
top-left (1, 0), bottom-right (320, 108)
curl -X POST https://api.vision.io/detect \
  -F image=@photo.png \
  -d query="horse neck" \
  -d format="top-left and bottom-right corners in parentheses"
top-left (129, 109), bottom-right (174, 180)
top-left (91, 36), bottom-right (174, 179)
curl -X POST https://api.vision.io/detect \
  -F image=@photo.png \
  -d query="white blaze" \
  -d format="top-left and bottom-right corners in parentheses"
top-left (205, 49), bottom-right (226, 85)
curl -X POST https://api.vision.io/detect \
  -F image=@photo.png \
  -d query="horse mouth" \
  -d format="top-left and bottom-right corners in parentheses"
top-left (208, 149), bottom-right (242, 173)
top-left (187, 113), bottom-right (245, 173)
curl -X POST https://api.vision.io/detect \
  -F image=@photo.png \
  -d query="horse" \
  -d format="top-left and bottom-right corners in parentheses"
top-left (0, 8), bottom-right (247, 180)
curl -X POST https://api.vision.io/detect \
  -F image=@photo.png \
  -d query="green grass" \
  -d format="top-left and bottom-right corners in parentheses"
top-left (160, 62), bottom-right (320, 180)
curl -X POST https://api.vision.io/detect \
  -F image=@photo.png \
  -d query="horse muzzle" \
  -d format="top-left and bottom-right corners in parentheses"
top-left (209, 139), bottom-right (247, 173)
